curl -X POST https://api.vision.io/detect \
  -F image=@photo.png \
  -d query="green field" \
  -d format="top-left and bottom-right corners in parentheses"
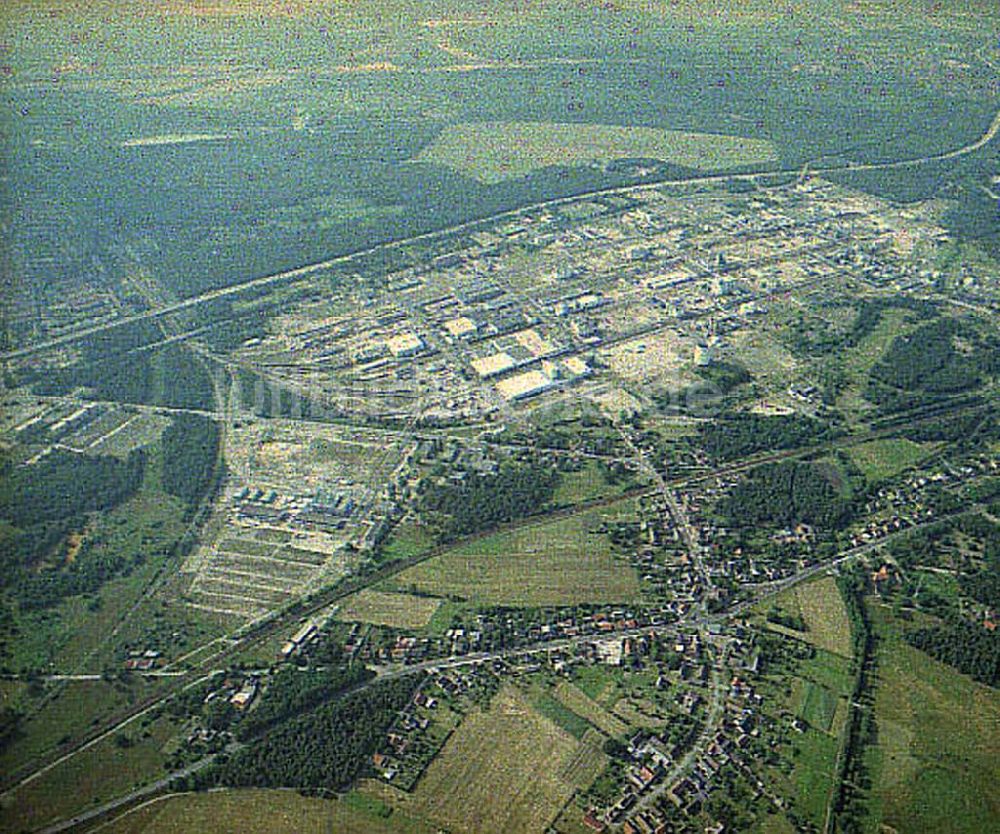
top-left (529, 688), bottom-right (594, 740)
top-left (378, 521), bottom-right (436, 562)
top-left (0, 710), bottom-right (181, 832)
top-left (866, 604), bottom-right (1000, 833)
top-left (335, 589), bottom-right (442, 629)
top-left (102, 788), bottom-right (432, 834)
top-left (846, 438), bottom-right (934, 482)
top-left (389, 504), bottom-right (641, 606)
top-left (799, 682), bottom-right (838, 734)
top-left (415, 122), bottom-right (778, 183)
top-left (364, 684), bottom-right (607, 834)
top-left (790, 727), bottom-right (839, 828)
top-left (551, 462), bottom-right (629, 507)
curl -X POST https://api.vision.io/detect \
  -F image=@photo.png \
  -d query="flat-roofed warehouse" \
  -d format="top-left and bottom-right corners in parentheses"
top-left (385, 332), bottom-right (425, 357)
top-left (495, 369), bottom-right (554, 401)
top-left (471, 351), bottom-right (516, 378)
top-left (442, 316), bottom-right (477, 338)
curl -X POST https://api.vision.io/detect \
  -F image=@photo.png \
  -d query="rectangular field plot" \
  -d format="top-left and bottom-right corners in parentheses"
top-left (794, 577), bottom-right (853, 659)
top-left (798, 682), bottom-right (839, 734)
top-left (554, 681), bottom-right (629, 738)
top-left (389, 508), bottom-right (641, 606)
top-left (372, 685), bottom-right (606, 834)
top-left (335, 590), bottom-right (441, 629)
top-left (846, 438), bottom-right (934, 481)
top-left (415, 122), bottom-right (777, 183)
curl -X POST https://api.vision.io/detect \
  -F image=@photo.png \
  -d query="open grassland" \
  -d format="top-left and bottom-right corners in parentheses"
top-left (364, 685), bottom-right (606, 834)
top-left (867, 604), bottom-right (1000, 834)
top-left (570, 664), bottom-right (624, 707)
top-left (415, 122), bottom-right (777, 183)
top-left (846, 437), bottom-right (935, 481)
top-left (102, 788), bottom-right (432, 834)
top-left (798, 682), bottom-right (838, 734)
top-left (790, 727), bottom-right (839, 828)
top-left (379, 521), bottom-right (436, 562)
top-left (837, 308), bottom-right (916, 417)
top-left (335, 589), bottom-right (441, 629)
top-left (551, 462), bottom-right (629, 507)
top-left (0, 679), bottom-right (140, 775)
top-left (554, 680), bottom-right (629, 738)
top-left (0, 712), bottom-right (179, 832)
top-left (794, 577), bottom-right (853, 658)
top-left (389, 506), bottom-right (641, 606)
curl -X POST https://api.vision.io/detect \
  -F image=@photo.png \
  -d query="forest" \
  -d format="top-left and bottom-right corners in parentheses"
top-left (717, 461), bottom-right (851, 531)
top-left (698, 413), bottom-right (834, 461)
top-left (0, 449), bottom-right (144, 528)
top-left (907, 619), bottom-right (1000, 688)
top-left (210, 675), bottom-right (420, 791)
top-left (161, 415), bottom-right (221, 513)
top-left (419, 462), bottom-right (560, 540)
top-left (866, 317), bottom-right (998, 412)
top-left (235, 664), bottom-right (373, 742)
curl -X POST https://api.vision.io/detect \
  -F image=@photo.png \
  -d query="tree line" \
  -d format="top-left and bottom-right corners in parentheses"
top-left (419, 462), bottom-right (560, 540)
top-left (205, 675), bottom-right (420, 791)
top-left (698, 413), bottom-right (834, 462)
top-left (907, 620), bottom-right (999, 688)
top-left (161, 414), bottom-right (221, 513)
top-left (718, 461), bottom-right (851, 531)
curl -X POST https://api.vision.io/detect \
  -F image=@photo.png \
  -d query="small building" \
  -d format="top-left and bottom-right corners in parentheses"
top-left (442, 316), bottom-right (477, 339)
top-left (471, 351), bottom-right (517, 379)
top-left (386, 332), bottom-right (425, 357)
top-left (496, 370), bottom-right (555, 401)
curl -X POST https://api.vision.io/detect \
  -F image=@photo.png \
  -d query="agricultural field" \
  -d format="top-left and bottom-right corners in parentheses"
top-left (767, 577), bottom-right (854, 659)
top-left (0, 710), bottom-right (180, 832)
top-left (866, 604), bottom-right (1000, 834)
top-left (797, 681), bottom-right (839, 734)
top-left (553, 680), bottom-right (629, 738)
top-left (414, 122), bottom-right (778, 184)
top-left (364, 684), bottom-right (606, 834)
top-left (795, 577), bottom-right (853, 659)
top-left (388, 505), bottom-right (642, 606)
top-left (335, 589), bottom-right (442, 629)
top-left (789, 728), bottom-right (839, 829)
top-left (846, 437), bottom-right (935, 482)
top-left (102, 789), bottom-right (432, 834)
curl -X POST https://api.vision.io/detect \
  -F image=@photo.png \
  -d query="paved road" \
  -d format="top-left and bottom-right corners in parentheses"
top-left (5, 105), bottom-right (998, 363)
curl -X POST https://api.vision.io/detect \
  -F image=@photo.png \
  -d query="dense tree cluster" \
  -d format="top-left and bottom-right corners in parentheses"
top-left (0, 450), bottom-right (146, 608)
top-left (0, 450), bottom-right (144, 527)
top-left (161, 415), bottom-right (221, 512)
top-left (151, 345), bottom-right (216, 411)
top-left (867, 318), bottom-right (997, 411)
top-left (419, 463), bottom-right (560, 540)
top-left (908, 620), bottom-right (1000, 687)
top-left (698, 413), bottom-right (834, 461)
top-left (718, 461), bottom-right (851, 530)
top-left (831, 568), bottom-right (877, 834)
top-left (211, 675), bottom-right (419, 790)
top-left (236, 664), bottom-right (373, 741)
top-left (693, 361), bottom-right (754, 394)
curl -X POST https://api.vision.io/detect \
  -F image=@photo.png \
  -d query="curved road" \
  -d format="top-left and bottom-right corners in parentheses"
top-left (4, 105), bottom-right (999, 363)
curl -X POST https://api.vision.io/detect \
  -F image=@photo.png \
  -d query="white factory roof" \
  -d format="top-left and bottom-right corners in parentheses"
top-left (496, 370), bottom-right (554, 401)
top-left (443, 316), bottom-right (477, 338)
top-left (386, 332), bottom-right (425, 357)
top-left (471, 351), bottom-right (516, 378)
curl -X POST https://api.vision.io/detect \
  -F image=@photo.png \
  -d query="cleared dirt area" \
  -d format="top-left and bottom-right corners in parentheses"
top-left (415, 122), bottom-right (777, 183)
